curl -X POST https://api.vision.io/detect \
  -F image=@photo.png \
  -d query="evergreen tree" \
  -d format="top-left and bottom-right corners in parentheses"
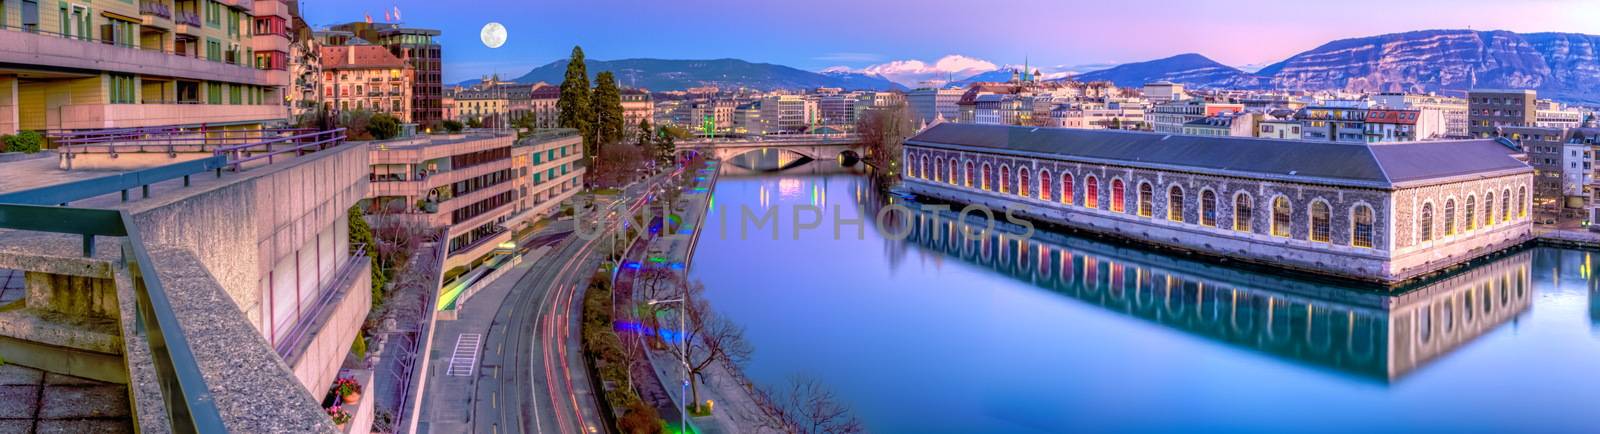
top-left (655, 126), bottom-right (676, 161)
top-left (593, 71), bottom-right (626, 147)
top-left (557, 46), bottom-right (593, 154)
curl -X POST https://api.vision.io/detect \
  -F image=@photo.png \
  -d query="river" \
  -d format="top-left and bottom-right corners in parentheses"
top-left (687, 155), bottom-right (1600, 433)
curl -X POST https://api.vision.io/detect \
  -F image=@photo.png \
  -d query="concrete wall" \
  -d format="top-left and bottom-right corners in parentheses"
top-left (0, 26), bottom-right (286, 86)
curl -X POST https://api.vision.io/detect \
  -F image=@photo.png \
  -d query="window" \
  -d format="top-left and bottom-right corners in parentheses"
top-left (920, 156), bottom-right (929, 179)
top-left (1085, 176), bottom-right (1099, 209)
top-left (206, 39), bottom-right (222, 62)
top-left (206, 0), bottom-right (222, 27)
top-left (1061, 174), bottom-right (1074, 205)
top-left (1272, 197), bottom-right (1291, 237)
top-left (1113, 179), bottom-right (1126, 212)
top-left (1039, 170), bottom-right (1052, 201)
top-left (1310, 201), bottom-right (1331, 242)
top-left (1352, 205), bottom-right (1375, 248)
top-left (1484, 191), bottom-right (1496, 227)
top-left (934, 158), bottom-right (944, 182)
top-left (1420, 202), bottom-right (1434, 242)
top-left (1234, 193), bottom-right (1252, 232)
top-left (1019, 168), bottom-right (1031, 197)
top-left (109, 74), bottom-right (136, 104)
top-left (1201, 190), bottom-right (1217, 227)
top-left (964, 161), bottom-right (974, 187)
top-left (949, 159), bottom-right (958, 185)
top-left (206, 81), bottom-right (222, 104)
top-left (1501, 189), bottom-right (1511, 222)
top-left (20, 0), bottom-right (40, 32)
top-left (1466, 195), bottom-right (1477, 230)
top-left (999, 165), bottom-right (1010, 193)
top-left (1167, 186), bottom-right (1184, 222)
top-left (1444, 199), bottom-right (1457, 235)
top-left (1518, 186), bottom-right (1527, 217)
top-left (1138, 182), bottom-right (1153, 217)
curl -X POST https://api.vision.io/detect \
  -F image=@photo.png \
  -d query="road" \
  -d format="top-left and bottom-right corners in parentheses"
top-left (470, 172), bottom-right (672, 434)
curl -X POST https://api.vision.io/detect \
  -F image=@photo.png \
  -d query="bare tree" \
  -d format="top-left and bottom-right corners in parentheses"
top-left (592, 139), bottom-right (651, 189)
top-left (757, 375), bottom-right (864, 434)
top-left (633, 267), bottom-right (680, 348)
top-left (854, 102), bottom-right (915, 171)
top-left (660, 280), bottom-right (752, 412)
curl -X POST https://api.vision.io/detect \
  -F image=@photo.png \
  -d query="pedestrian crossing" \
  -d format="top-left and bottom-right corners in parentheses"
top-left (446, 333), bottom-right (483, 377)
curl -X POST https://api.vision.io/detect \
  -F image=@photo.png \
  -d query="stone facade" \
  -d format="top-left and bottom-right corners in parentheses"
top-left (904, 143), bottom-right (1534, 284)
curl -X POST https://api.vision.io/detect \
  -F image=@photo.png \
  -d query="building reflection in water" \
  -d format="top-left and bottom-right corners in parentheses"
top-left (901, 210), bottom-right (1533, 383)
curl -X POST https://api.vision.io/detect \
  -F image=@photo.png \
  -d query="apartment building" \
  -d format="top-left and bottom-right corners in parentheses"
top-left (1146, 100), bottom-right (1244, 134)
top-left (1298, 105), bottom-right (1368, 143)
top-left (907, 87), bottom-right (962, 124)
top-left (1372, 92), bottom-right (1468, 138)
top-left (320, 45), bottom-right (414, 122)
top-left (328, 21), bottom-right (442, 126)
top-left (285, 1), bottom-right (320, 121)
top-left (1504, 126), bottom-right (1569, 219)
top-left (367, 130), bottom-right (584, 270)
top-left (1468, 89), bottom-right (1537, 138)
top-left (1, 0), bottom-right (294, 134)
top-left (621, 88), bottom-right (653, 130)
top-left (1536, 100), bottom-right (1583, 129)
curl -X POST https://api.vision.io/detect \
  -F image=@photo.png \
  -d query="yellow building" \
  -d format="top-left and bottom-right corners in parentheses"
top-left (0, 0), bottom-right (294, 135)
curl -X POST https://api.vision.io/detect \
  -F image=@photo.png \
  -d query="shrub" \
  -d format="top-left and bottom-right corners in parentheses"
top-left (4, 131), bottom-right (44, 154)
top-left (368, 113), bottom-right (402, 140)
top-left (441, 120), bottom-right (465, 133)
top-left (338, 110), bottom-right (375, 141)
top-left (350, 331), bottom-right (367, 358)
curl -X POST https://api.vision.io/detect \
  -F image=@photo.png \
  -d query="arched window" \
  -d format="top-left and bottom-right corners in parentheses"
top-left (999, 165), bottom-right (1010, 193)
top-left (1484, 191), bottom-right (1495, 227)
top-left (1444, 199), bottom-right (1457, 236)
top-left (1019, 168), bottom-right (1031, 197)
top-left (1234, 193), bottom-right (1253, 232)
top-left (1168, 186), bottom-right (1185, 222)
top-left (965, 161), bottom-right (975, 187)
top-left (933, 158), bottom-right (943, 182)
top-left (1085, 176), bottom-right (1099, 209)
top-left (949, 159), bottom-right (959, 185)
top-left (921, 155), bottom-right (930, 179)
top-left (1200, 190), bottom-right (1217, 227)
top-left (1517, 186), bottom-right (1527, 218)
top-left (1111, 179), bottom-right (1126, 213)
top-left (982, 163), bottom-right (992, 191)
top-left (1465, 195), bottom-right (1476, 231)
top-left (1501, 188), bottom-right (1510, 222)
top-left (1419, 202), bottom-right (1434, 242)
top-left (1272, 196), bottom-right (1291, 237)
top-left (1352, 205), bottom-right (1375, 248)
top-left (1062, 174), bottom-right (1075, 205)
top-left (1138, 182), bottom-right (1154, 217)
top-left (1310, 201), bottom-right (1331, 242)
top-left (1039, 170), bottom-right (1052, 201)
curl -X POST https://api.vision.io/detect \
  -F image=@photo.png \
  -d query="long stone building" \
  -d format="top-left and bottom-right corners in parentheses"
top-left (901, 123), bottom-right (1535, 284)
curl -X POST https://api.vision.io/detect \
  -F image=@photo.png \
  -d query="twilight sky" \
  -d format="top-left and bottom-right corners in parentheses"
top-left (302, 0), bottom-right (1600, 86)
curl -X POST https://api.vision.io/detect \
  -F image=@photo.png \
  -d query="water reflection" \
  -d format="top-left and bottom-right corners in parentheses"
top-left (899, 207), bottom-right (1534, 383)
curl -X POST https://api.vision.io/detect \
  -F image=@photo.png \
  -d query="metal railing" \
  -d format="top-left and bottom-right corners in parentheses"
top-left (51, 127), bottom-right (318, 158)
top-left (273, 243), bottom-right (367, 358)
top-left (213, 128), bottom-right (348, 170)
top-left (140, 1), bottom-right (174, 19)
top-left (0, 158), bottom-right (233, 432)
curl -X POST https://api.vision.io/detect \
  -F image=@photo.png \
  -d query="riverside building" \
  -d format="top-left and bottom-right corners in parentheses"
top-left (901, 123), bottom-right (1534, 285)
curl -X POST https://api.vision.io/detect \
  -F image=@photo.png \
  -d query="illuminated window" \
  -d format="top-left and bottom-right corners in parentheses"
top-left (1085, 176), bottom-right (1099, 209)
top-left (1272, 196), bottom-right (1291, 237)
top-left (1484, 191), bottom-right (1496, 226)
top-left (1501, 189), bottom-right (1510, 222)
top-left (1167, 186), bottom-right (1184, 222)
top-left (1517, 186), bottom-right (1527, 218)
top-left (1039, 170), bottom-right (1052, 201)
top-left (949, 159), bottom-right (959, 185)
top-left (1352, 205), bottom-right (1375, 248)
top-left (1137, 182), bottom-right (1153, 217)
top-left (1200, 190), bottom-right (1217, 227)
top-left (1419, 202), bottom-right (1434, 242)
top-left (1062, 174), bottom-right (1075, 205)
top-left (982, 163), bottom-right (992, 191)
top-left (1111, 179), bottom-right (1125, 213)
top-left (999, 165), bottom-right (1010, 194)
top-left (1234, 193), bottom-right (1252, 232)
top-left (1310, 201), bottom-right (1331, 242)
top-left (965, 161), bottom-right (974, 187)
top-left (1019, 167), bottom-right (1031, 197)
top-left (1444, 199), bottom-right (1457, 235)
top-left (1465, 195), bottom-right (1477, 230)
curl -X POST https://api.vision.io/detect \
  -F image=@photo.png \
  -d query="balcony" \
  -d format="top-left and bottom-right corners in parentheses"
top-left (173, 10), bottom-right (202, 33)
top-left (0, 26), bottom-right (284, 86)
top-left (57, 103), bottom-right (289, 130)
top-left (140, 2), bottom-right (174, 29)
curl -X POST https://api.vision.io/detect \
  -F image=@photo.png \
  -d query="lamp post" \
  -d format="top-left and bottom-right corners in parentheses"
top-left (646, 296), bottom-right (691, 432)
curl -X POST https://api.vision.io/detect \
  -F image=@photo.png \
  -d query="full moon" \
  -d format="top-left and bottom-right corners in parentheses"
top-left (480, 22), bottom-right (506, 49)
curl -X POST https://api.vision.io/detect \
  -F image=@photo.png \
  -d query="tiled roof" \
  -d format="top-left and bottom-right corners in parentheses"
top-left (320, 45), bottom-right (408, 69)
top-left (906, 123), bottom-right (1530, 189)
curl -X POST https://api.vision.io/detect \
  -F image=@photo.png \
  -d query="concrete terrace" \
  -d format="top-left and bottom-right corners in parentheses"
top-left (0, 140), bottom-right (369, 433)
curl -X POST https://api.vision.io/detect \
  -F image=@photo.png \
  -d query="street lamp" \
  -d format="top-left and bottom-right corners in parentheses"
top-left (646, 296), bottom-right (692, 432)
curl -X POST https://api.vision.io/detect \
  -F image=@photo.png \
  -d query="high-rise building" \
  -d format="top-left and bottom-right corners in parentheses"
top-left (1468, 89), bottom-right (1537, 138)
top-left (326, 22), bottom-right (442, 127)
top-left (1, 0), bottom-right (297, 135)
top-left (907, 88), bottom-right (963, 124)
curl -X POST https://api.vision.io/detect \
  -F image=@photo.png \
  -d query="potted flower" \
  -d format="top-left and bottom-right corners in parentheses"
top-left (327, 404), bottom-right (352, 430)
top-left (332, 377), bottom-right (362, 405)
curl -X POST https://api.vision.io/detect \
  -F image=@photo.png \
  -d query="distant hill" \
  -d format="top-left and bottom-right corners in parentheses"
top-left (1073, 53), bottom-right (1259, 88)
top-left (481, 58), bottom-right (906, 92)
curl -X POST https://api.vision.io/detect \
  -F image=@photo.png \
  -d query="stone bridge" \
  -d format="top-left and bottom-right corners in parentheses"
top-left (677, 134), bottom-right (862, 161)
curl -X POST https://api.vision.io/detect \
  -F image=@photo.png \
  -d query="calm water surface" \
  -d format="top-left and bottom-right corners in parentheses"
top-left (688, 159), bottom-right (1600, 433)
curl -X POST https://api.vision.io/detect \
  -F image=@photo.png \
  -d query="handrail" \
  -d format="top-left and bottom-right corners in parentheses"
top-left (273, 243), bottom-right (367, 358)
top-left (0, 155), bottom-right (228, 208)
top-left (213, 128), bottom-right (348, 170)
top-left (0, 203), bottom-right (226, 432)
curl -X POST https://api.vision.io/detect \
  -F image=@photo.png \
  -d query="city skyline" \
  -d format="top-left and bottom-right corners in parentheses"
top-left (303, 0), bottom-right (1600, 84)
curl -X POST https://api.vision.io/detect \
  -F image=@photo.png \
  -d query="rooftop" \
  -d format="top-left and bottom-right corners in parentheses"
top-left (907, 123), bottom-right (1531, 189)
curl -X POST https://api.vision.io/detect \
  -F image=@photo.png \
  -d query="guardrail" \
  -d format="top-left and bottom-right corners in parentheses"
top-left (213, 128), bottom-right (347, 170)
top-left (0, 204), bottom-right (227, 433)
top-left (0, 155), bottom-right (228, 210)
top-left (51, 126), bottom-right (316, 155)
